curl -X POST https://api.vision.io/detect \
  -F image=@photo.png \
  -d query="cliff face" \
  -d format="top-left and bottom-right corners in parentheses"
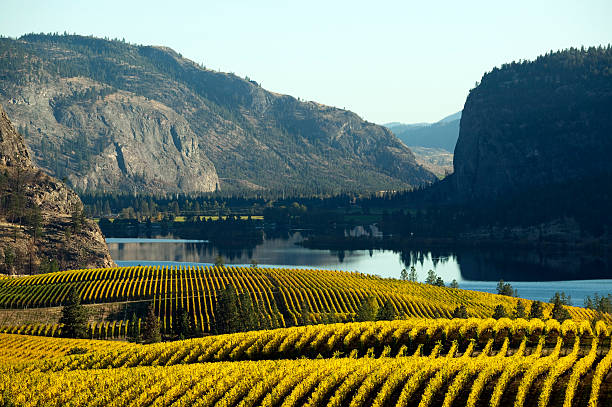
top-left (454, 47), bottom-right (612, 200)
top-left (0, 35), bottom-right (435, 194)
top-left (0, 105), bottom-right (114, 274)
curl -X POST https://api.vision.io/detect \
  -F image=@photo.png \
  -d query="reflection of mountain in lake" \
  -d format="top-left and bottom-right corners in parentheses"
top-left (452, 249), bottom-right (612, 281)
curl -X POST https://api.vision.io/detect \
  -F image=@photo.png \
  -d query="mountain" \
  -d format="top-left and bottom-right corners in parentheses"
top-left (0, 104), bottom-right (113, 274)
top-left (384, 112), bottom-right (460, 177)
top-left (384, 112), bottom-right (461, 152)
top-left (454, 46), bottom-right (612, 201)
top-left (0, 34), bottom-right (436, 195)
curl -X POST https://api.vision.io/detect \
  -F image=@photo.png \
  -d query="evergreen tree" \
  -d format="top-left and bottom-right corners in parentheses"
top-left (492, 305), bottom-right (507, 320)
top-left (127, 312), bottom-right (140, 343)
top-left (408, 266), bottom-right (418, 282)
top-left (172, 304), bottom-right (193, 339)
top-left (450, 279), bottom-right (459, 289)
top-left (238, 291), bottom-right (258, 331)
top-left (376, 299), bottom-right (397, 321)
top-left (214, 255), bottom-right (225, 267)
top-left (551, 297), bottom-right (572, 323)
top-left (513, 301), bottom-right (527, 319)
top-left (529, 300), bottom-right (544, 320)
top-left (298, 299), bottom-right (311, 325)
top-left (425, 270), bottom-right (437, 285)
top-left (58, 286), bottom-right (88, 338)
top-left (356, 296), bottom-right (378, 322)
top-left (496, 280), bottom-right (515, 296)
top-left (142, 303), bottom-right (161, 344)
top-left (434, 277), bottom-right (445, 287)
top-left (214, 285), bottom-right (241, 334)
top-left (452, 305), bottom-right (468, 319)
top-left (400, 268), bottom-right (408, 280)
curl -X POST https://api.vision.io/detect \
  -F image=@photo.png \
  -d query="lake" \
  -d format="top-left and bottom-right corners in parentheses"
top-left (107, 233), bottom-right (612, 304)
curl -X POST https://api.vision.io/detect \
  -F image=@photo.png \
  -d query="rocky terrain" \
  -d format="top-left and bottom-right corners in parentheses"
top-left (453, 47), bottom-right (612, 200)
top-left (0, 34), bottom-right (435, 194)
top-left (0, 105), bottom-right (114, 274)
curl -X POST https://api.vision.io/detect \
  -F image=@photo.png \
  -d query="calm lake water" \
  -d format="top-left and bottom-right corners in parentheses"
top-left (107, 233), bottom-right (612, 304)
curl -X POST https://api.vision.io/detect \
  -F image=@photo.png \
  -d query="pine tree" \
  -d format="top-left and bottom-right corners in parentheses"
top-left (238, 292), bottom-right (258, 331)
top-left (356, 296), bottom-right (378, 322)
top-left (298, 299), bottom-right (311, 325)
top-left (492, 305), bottom-right (507, 320)
top-left (214, 285), bottom-right (241, 334)
top-left (551, 297), bottom-right (572, 323)
top-left (513, 301), bottom-right (527, 319)
top-left (452, 305), bottom-right (468, 319)
top-left (172, 304), bottom-right (192, 339)
top-left (529, 300), bottom-right (544, 320)
top-left (408, 266), bottom-right (418, 282)
top-left (142, 303), bottom-right (161, 343)
top-left (127, 312), bottom-right (140, 343)
top-left (59, 286), bottom-right (88, 338)
top-left (376, 299), bottom-right (397, 321)
top-left (425, 270), bottom-right (437, 285)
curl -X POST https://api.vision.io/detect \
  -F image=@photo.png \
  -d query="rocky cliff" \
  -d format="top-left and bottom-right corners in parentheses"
top-left (0, 34), bottom-right (435, 194)
top-left (0, 105), bottom-right (114, 274)
top-left (454, 46), bottom-right (612, 200)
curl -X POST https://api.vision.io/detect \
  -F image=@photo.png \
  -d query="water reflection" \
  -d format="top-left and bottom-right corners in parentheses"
top-left (108, 232), bottom-right (611, 282)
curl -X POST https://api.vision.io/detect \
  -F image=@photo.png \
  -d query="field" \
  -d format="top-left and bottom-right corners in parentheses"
top-left (2, 318), bottom-right (612, 406)
top-left (2, 267), bottom-right (612, 406)
top-left (0, 266), bottom-right (608, 338)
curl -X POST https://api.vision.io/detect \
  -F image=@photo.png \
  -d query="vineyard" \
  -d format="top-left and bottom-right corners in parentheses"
top-left (0, 266), bottom-right (608, 336)
top-left (2, 318), bottom-right (612, 406)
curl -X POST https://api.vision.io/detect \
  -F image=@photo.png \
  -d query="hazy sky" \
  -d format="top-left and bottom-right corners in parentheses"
top-left (1, 1), bottom-right (611, 124)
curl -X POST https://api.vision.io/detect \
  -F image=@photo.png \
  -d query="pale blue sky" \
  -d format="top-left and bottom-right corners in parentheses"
top-left (1, 0), bottom-right (611, 124)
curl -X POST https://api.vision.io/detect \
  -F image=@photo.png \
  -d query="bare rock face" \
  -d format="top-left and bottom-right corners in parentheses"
top-left (0, 105), bottom-right (114, 274)
top-left (0, 35), bottom-right (435, 194)
top-left (454, 47), bottom-right (612, 200)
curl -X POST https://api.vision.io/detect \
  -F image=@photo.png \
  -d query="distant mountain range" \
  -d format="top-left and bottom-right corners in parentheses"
top-left (0, 34), bottom-right (436, 195)
top-left (384, 111), bottom-right (461, 152)
top-left (384, 112), bottom-right (460, 177)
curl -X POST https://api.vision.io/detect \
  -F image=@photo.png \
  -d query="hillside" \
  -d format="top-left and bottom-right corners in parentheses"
top-left (454, 46), bottom-right (612, 201)
top-left (0, 105), bottom-right (113, 274)
top-left (386, 111), bottom-right (461, 152)
top-left (0, 34), bottom-right (436, 195)
top-left (2, 318), bottom-right (612, 406)
top-left (385, 112), bottom-right (459, 177)
top-left (0, 265), bottom-right (604, 337)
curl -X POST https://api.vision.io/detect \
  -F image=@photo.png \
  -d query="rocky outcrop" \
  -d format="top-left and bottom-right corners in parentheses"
top-left (0, 34), bottom-right (435, 194)
top-left (0, 105), bottom-right (114, 274)
top-left (454, 47), bottom-right (612, 200)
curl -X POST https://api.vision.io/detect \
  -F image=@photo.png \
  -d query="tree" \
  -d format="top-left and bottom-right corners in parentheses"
top-left (452, 305), bottom-right (468, 319)
top-left (400, 268), bottom-right (408, 281)
top-left (425, 270), bottom-right (438, 285)
top-left (250, 259), bottom-right (259, 268)
top-left (127, 312), bottom-right (141, 343)
top-left (142, 303), bottom-right (161, 343)
top-left (496, 280), bottom-right (516, 296)
top-left (214, 255), bottom-right (225, 267)
top-left (356, 296), bottom-right (378, 322)
top-left (529, 300), bottom-right (544, 320)
top-left (408, 266), bottom-right (418, 282)
top-left (214, 285), bottom-right (241, 334)
top-left (513, 301), bottom-right (527, 319)
top-left (434, 277), bottom-right (445, 287)
top-left (550, 292), bottom-right (572, 306)
top-left (172, 304), bottom-right (193, 340)
top-left (492, 305), bottom-right (507, 320)
top-left (450, 279), bottom-right (459, 289)
top-left (298, 299), bottom-right (311, 325)
top-left (59, 286), bottom-right (88, 338)
top-left (376, 299), bottom-right (397, 321)
top-left (551, 296), bottom-right (571, 323)
top-left (237, 291), bottom-right (258, 331)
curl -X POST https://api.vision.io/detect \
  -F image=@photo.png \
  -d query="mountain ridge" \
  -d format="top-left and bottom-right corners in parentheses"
top-left (0, 34), bottom-right (436, 195)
